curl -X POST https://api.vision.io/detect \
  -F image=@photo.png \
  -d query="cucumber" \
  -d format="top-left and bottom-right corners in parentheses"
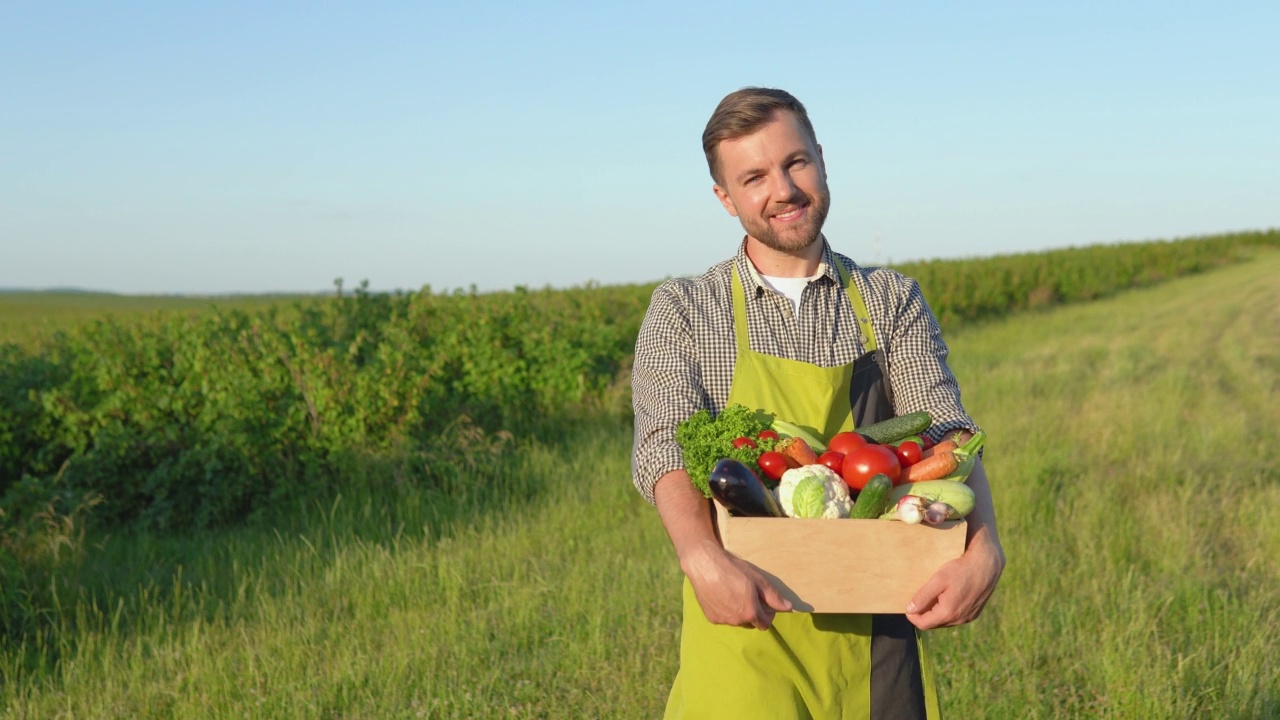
top-left (857, 411), bottom-right (932, 445)
top-left (849, 474), bottom-right (893, 519)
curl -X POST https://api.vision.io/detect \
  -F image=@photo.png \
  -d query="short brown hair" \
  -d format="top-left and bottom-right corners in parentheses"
top-left (702, 87), bottom-right (818, 185)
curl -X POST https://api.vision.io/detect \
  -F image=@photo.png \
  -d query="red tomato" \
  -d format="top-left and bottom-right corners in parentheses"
top-left (817, 451), bottom-right (845, 475)
top-left (841, 444), bottom-right (901, 490)
top-left (827, 431), bottom-right (867, 457)
top-left (894, 441), bottom-right (923, 467)
top-left (757, 451), bottom-right (790, 481)
top-left (732, 436), bottom-right (758, 450)
top-left (756, 429), bottom-right (780, 442)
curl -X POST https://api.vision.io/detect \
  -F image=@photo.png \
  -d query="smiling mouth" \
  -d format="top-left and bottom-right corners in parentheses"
top-left (771, 204), bottom-right (808, 223)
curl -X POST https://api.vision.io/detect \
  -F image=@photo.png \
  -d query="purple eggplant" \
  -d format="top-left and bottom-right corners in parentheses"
top-left (709, 458), bottom-right (785, 518)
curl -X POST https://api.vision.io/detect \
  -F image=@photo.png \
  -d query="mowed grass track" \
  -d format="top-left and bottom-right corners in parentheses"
top-left (2, 252), bottom-right (1278, 718)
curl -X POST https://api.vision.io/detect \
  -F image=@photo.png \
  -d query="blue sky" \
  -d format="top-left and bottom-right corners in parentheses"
top-left (2, 1), bottom-right (1277, 295)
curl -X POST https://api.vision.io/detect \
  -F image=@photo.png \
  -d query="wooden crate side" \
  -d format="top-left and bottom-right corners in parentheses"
top-left (713, 501), bottom-right (966, 613)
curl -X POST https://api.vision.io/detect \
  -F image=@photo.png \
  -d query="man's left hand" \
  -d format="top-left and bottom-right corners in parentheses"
top-left (904, 533), bottom-right (1005, 630)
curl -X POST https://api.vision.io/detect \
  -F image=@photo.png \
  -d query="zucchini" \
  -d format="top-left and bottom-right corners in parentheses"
top-left (857, 411), bottom-right (932, 445)
top-left (772, 419), bottom-right (828, 453)
top-left (849, 474), bottom-right (893, 519)
top-left (889, 479), bottom-right (976, 519)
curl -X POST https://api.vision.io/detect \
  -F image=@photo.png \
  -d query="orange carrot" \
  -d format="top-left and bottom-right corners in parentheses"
top-left (900, 450), bottom-right (960, 482)
top-left (921, 438), bottom-right (959, 459)
top-left (778, 437), bottom-right (819, 466)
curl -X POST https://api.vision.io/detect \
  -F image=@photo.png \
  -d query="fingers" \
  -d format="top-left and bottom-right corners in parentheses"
top-left (747, 578), bottom-right (794, 630)
top-left (759, 578), bottom-right (794, 614)
top-left (906, 572), bottom-right (945, 617)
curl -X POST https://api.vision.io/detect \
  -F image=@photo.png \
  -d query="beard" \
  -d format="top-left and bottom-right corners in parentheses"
top-left (738, 184), bottom-right (831, 254)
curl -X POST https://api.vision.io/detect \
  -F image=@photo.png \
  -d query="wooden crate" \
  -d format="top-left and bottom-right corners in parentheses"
top-left (713, 501), bottom-right (967, 613)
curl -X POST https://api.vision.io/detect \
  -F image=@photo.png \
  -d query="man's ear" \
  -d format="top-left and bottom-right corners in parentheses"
top-left (712, 184), bottom-right (739, 217)
top-left (817, 144), bottom-right (827, 180)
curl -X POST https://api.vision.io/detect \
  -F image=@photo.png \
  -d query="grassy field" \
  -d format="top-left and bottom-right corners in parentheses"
top-left (2, 252), bottom-right (1278, 718)
top-left (0, 292), bottom-right (309, 350)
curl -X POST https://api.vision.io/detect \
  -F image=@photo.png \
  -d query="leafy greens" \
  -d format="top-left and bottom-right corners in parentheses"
top-left (675, 403), bottom-right (774, 497)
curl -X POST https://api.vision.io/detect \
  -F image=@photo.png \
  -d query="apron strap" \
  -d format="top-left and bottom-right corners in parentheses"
top-left (731, 265), bottom-right (752, 355)
top-left (835, 259), bottom-right (879, 353)
top-left (732, 258), bottom-right (881, 354)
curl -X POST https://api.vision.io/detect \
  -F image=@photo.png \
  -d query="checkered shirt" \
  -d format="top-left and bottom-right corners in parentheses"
top-left (630, 238), bottom-right (978, 505)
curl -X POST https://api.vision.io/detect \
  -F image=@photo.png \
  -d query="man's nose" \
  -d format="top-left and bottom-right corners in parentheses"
top-left (770, 172), bottom-right (801, 202)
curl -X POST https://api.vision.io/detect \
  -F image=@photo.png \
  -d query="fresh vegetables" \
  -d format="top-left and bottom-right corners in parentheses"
top-left (882, 480), bottom-right (976, 522)
top-left (893, 440), bottom-right (923, 468)
top-left (826, 431), bottom-right (866, 457)
top-left (776, 465), bottom-right (852, 519)
top-left (841, 443), bottom-right (902, 490)
top-left (855, 411), bottom-right (932, 445)
top-left (675, 404), bottom-right (774, 497)
top-left (757, 451), bottom-right (792, 481)
top-left (899, 447), bottom-right (960, 482)
top-left (816, 450), bottom-right (845, 474)
top-left (922, 437), bottom-right (960, 459)
top-left (936, 431), bottom-right (986, 483)
top-left (923, 501), bottom-right (952, 525)
top-left (690, 408), bottom-right (985, 527)
top-left (901, 430), bottom-right (986, 483)
top-left (708, 458), bottom-right (785, 517)
top-left (778, 436), bottom-right (820, 467)
top-left (893, 495), bottom-right (927, 525)
top-left (772, 420), bottom-right (827, 453)
top-left (849, 474), bottom-right (893, 519)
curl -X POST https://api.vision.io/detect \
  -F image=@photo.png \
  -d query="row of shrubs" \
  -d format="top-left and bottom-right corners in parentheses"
top-left (0, 280), bottom-right (647, 534)
top-left (0, 228), bottom-right (1276, 647)
top-left (895, 229), bottom-right (1279, 327)
top-left (2, 229), bottom-right (1277, 535)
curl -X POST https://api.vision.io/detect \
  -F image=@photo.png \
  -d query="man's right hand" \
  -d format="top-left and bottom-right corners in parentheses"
top-left (653, 469), bottom-right (792, 630)
top-left (681, 540), bottom-right (793, 629)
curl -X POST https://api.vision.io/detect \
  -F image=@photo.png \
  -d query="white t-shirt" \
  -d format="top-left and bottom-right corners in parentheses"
top-left (759, 273), bottom-right (819, 314)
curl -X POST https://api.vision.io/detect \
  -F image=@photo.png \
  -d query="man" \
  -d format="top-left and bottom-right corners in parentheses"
top-left (631, 87), bottom-right (1005, 719)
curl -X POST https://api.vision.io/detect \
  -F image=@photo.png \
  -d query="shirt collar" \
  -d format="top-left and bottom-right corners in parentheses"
top-left (734, 236), bottom-right (840, 298)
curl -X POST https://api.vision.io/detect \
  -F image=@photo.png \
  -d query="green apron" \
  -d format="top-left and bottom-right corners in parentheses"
top-left (663, 263), bottom-right (942, 720)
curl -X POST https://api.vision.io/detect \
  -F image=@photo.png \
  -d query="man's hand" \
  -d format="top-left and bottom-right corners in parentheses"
top-left (682, 540), bottom-right (793, 630)
top-left (905, 534), bottom-right (1004, 629)
top-left (905, 455), bottom-right (1005, 630)
top-left (653, 468), bottom-right (792, 630)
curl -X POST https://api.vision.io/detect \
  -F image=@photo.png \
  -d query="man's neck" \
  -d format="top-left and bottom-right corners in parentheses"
top-left (744, 236), bottom-right (824, 278)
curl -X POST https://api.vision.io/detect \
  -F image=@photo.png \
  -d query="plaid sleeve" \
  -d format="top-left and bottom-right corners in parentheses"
top-left (630, 280), bottom-right (708, 505)
top-left (877, 271), bottom-right (980, 442)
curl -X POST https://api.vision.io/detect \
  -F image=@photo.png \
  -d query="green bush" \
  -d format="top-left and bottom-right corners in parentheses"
top-left (0, 280), bottom-right (644, 531)
top-left (0, 230), bottom-right (1275, 534)
top-left (894, 229), bottom-right (1279, 328)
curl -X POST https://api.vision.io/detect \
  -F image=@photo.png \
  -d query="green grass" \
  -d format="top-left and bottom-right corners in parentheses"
top-left (0, 292), bottom-right (310, 350)
top-left (2, 252), bottom-right (1278, 718)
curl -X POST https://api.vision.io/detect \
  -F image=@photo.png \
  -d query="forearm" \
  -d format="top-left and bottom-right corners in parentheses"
top-left (960, 456), bottom-right (1004, 572)
top-left (653, 469), bottom-right (723, 574)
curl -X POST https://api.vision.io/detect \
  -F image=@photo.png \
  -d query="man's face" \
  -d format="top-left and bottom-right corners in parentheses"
top-left (712, 110), bottom-right (830, 254)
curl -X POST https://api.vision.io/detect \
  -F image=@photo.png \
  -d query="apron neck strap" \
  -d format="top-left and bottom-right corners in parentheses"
top-left (731, 265), bottom-right (751, 355)
top-left (731, 258), bottom-right (880, 353)
top-left (836, 260), bottom-right (879, 353)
